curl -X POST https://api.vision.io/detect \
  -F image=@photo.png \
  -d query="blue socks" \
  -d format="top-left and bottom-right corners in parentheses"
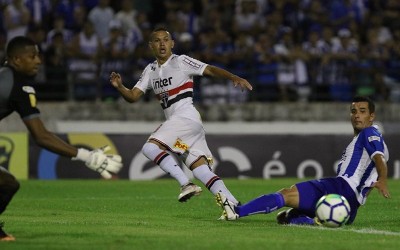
top-left (288, 215), bottom-right (315, 225)
top-left (236, 193), bottom-right (285, 217)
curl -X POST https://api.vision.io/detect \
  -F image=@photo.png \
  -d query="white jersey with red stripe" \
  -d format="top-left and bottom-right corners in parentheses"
top-left (134, 54), bottom-right (207, 122)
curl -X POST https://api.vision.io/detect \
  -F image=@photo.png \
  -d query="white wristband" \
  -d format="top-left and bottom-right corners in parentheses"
top-left (72, 148), bottom-right (91, 162)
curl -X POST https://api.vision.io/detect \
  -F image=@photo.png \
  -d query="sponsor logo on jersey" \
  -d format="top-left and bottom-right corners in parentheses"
top-left (173, 138), bottom-right (189, 151)
top-left (368, 136), bottom-right (380, 142)
top-left (22, 86), bottom-right (36, 94)
top-left (152, 77), bottom-right (173, 89)
top-left (182, 57), bottom-right (201, 69)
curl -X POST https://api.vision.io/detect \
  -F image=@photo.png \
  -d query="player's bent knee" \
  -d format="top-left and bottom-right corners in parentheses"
top-left (183, 149), bottom-right (211, 170)
top-left (279, 186), bottom-right (299, 207)
top-left (141, 142), bottom-right (160, 158)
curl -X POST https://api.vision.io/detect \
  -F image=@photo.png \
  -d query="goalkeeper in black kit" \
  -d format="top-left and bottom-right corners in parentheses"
top-left (0, 36), bottom-right (123, 241)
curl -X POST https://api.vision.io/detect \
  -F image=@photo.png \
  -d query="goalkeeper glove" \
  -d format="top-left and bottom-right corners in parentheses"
top-left (73, 146), bottom-right (123, 179)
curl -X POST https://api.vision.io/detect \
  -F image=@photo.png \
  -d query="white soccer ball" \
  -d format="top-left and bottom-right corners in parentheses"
top-left (315, 194), bottom-right (351, 228)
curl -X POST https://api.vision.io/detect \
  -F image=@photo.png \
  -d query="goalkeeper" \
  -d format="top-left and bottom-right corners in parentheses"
top-left (0, 36), bottom-right (123, 241)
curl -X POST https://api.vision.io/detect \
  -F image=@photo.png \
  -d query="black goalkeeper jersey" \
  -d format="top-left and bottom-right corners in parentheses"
top-left (0, 65), bottom-right (40, 121)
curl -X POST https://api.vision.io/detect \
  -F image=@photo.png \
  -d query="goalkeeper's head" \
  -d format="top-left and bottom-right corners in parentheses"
top-left (5, 36), bottom-right (42, 76)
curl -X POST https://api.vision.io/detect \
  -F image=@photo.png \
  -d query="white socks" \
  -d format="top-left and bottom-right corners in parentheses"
top-left (192, 165), bottom-right (238, 205)
top-left (142, 142), bottom-right (238, 204)
top-left (142, 143), bottom-right (189, 186)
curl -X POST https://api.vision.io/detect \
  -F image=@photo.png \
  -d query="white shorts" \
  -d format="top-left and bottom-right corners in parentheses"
top-left (148, 116), bottom-right (213, 166)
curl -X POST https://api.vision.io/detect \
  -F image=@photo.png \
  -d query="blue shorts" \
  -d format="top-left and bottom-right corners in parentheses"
top-left (295, 177), bottom-right (360, 224)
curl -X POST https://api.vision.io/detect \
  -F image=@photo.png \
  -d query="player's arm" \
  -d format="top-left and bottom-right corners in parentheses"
top-left (24, 117), bottom-right (78, 157)
top-left (202, 65), bottom-right (253, 91)
top-left (109, 72), bottom-right (143, 103)
top-left (23, 118), bottom-right (122, 179)
top-left (372, 154), bottom-right (390, 199)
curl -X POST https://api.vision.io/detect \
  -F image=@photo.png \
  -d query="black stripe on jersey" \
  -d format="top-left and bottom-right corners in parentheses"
top-left (161, 91), bottom-right (193, 109)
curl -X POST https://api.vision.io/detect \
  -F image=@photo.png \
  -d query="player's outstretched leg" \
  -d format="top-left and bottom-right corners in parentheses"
top-left (216, 192), bottom-right (239, 220)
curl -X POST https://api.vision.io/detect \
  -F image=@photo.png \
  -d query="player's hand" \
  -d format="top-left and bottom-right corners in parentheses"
top-left (232, 76), bottom-right (253, 91)
top-left (372, 180), bottom-right (391, 199)
top-left (74, 146), bottom-right (123, 179)
top-left (110, 72), bottom-right (123, 88)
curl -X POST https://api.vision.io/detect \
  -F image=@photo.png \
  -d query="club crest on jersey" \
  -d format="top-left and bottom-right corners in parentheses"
top-left (160, 92), bottom-right (169, 107)
top-left (22, 86), bottom-right (36, 94)
top-left (173, 138), bottom-right (189, 151)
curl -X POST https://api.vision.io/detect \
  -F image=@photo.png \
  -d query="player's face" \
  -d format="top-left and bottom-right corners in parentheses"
top-left (13, 45), bottom-right (42, 76)
top-left (350, 101), bottom-right (374, 133)
top-left (149, 31), bottom-right (174, 63)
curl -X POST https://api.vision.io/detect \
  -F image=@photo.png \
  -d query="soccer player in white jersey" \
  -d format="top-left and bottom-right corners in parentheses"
top-left (216, 96), bottom-right (391, 223)
top-left (109, 27), bottom-right (252, 204)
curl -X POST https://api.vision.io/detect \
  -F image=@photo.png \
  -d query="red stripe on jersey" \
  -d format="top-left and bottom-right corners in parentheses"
top-left (157, 81), bottom-right (193, 100)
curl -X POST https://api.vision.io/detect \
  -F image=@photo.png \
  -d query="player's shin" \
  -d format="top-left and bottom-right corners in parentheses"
top-left (238, 193), bottom-right (285, 217)
top-left (192, 165), bottom-right (239, 205)
top-left (142, 143), bottom-right (190, 186)
top-left (0, 167), bottom-right (20, 214)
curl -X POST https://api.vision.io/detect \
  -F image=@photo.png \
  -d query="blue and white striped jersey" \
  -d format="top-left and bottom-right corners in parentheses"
top-left (337, 125), bottom-right (389, 205)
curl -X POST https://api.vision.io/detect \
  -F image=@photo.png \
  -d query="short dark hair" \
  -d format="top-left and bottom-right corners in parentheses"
top-left (6, 36), bottom-right (36, 59)
top-left (352, 96), bottom-right (375, 113)
top-left (149, 27), bottom-right (172, 41)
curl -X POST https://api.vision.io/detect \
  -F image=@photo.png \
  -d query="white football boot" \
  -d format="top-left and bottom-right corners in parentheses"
top-left (178, 182), bottom-right (202, 202)
top-left (216, 192), bottom-right (239, 220)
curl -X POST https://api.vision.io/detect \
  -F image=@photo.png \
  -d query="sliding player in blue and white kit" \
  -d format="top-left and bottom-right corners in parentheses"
top-left (110, 27), bottom-right (252, 205)
top-left (216, 96), bottom-right (390, 224)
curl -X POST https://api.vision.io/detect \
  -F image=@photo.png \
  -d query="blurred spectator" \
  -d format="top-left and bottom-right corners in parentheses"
top-left (302, 30), bottom-right (331, 101)
top-left (88, 0), bottom-right (115, 40)
top-left (300, 0), bottom-right (329, 39)
top-left (53, 0), bottom-right (85, 31)
top-left (382, 0), bottom-right (400, 31)
top-left (326, 28), bottom-right (359, 101)
top-left (273, 27), bottom-right (309, 102)
top-left (114, 0), bottom-right (139, 35)
top-left (100, 19), bottom-right (131, 100)
top-left (0, 0), bottom-right (399, 104)
top-left (67, 20), bottom-right (103, 100)
top-left (45, 32), bottom-right (68, 85)
top-left (385, 28), bottom-right (400, 102)
top-left (175, 0), bottom-right (201, 35)
top-left (24, 0), bottom-right (52, 29)
top-left (366, 14), bottom-right (393, 45)
top-left (233, 0), bottom-right (262, 36)
top-left (355, 29), bottom-right (389, 100)
top-left (328, 0), bottom-right (367, 30)
top-left (46, 16), bottom-right (73, 47)
top-left (253, 33), bottom-right (279, 101)
top-left (3, 0), bottom-right (30, 42)
top-left (26, 25), bottom-right (47, 83)
top-left (200, 0), bottom-right (234, 32)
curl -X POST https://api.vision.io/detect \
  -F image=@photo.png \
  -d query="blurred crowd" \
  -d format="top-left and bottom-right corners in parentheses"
top-left (1, 0), bottom-right (400, 103)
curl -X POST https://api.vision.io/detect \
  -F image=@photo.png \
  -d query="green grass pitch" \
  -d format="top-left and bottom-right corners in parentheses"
top-left (1, 179), bottom-right (399, 250)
